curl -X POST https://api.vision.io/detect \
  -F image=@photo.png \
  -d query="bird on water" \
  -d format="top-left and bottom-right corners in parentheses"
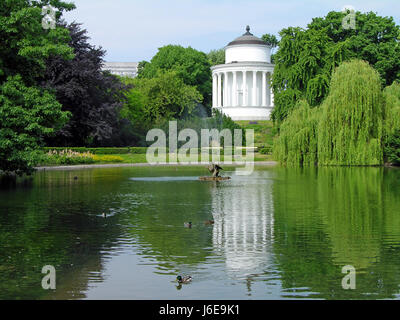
top-left (176, 275), bottom-right (192, 284)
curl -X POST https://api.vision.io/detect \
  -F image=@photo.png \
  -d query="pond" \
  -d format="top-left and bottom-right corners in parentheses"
top-left (1, 165), bottom-right (400, 299)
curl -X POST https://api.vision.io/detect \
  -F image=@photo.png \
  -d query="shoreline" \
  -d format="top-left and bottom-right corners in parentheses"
top-left (34, 161), bottom-right (279, 171)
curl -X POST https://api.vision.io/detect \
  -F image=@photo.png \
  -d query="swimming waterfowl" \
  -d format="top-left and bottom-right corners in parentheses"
top-left (177, 275), bottom-right (192, 284)
top-left (184, 222), bottom-right (192, 228)
top-left (204, 220), bottom-right (214, 225)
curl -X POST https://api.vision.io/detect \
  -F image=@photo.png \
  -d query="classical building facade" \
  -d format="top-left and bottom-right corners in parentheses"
top-left (102, 62), bottom-right (138, 78)
top-left (211, 26), bottom-right (274, 120)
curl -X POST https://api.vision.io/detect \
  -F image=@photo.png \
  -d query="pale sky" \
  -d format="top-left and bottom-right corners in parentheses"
top-left (63, 0), bottom-right (400, 62)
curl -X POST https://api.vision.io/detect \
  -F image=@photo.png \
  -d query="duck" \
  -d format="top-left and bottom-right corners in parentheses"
top-left (184, 222), bottom-right (192, 228)
top-left (102, 212), bottom-right (107, 218)
top-left (204, 220), bottom-right (214, 225)
top-left (176, 275), bottom-right (192, 284)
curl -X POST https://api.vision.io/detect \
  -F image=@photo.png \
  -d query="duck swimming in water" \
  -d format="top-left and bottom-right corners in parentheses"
top-left (176, 275), bottom-right (192, 284)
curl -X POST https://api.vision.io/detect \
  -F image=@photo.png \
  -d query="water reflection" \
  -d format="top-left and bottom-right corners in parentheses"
top-left (272, 167), bottom-right (400, 299)
top-left (211, 172), bottom-right (274, 276)
top-left (1, 166), bottom-right (400, 299)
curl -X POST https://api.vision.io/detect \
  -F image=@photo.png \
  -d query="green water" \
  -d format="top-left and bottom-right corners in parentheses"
top-left (0, 166), bottom-right (400, 299)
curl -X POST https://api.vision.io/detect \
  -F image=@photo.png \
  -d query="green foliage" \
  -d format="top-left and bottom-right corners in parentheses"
top-left (383, 82), bottom-right (400, 138)
top-left (138, 45), bottom-right (212, 108)
top-left (318, 60), bottom-right (384, 166)
top-left (382, 82), bottom-right (400, 164)
top-left (0, 0), bottom-right (74, 175)
top-left (272, 27), bottom-right (339, 123)
top-left (273, 100), bottom-right (321, 166)
top-left (272, 10), bottom-right (400, 123)
top-left (384, 130), bottom-right (400, 165)
top-left (122, 71), bottom-right (203, 127)
top-left (0, 0), bottom-right (75, 85)
top-left (235, 120), bottom-right (274, 148)
top-left (154, 109), bottom-right (243, 148)
top-left (137, 60), bottom-right (149, 77)
top-left (261, 33), bottom-right (279, 52)
top-left (0, 76), bottom-right (70, 175)
top-left (207, 48), bottom-right (225, 66)
top-left (274, 60), bottom-right (386, 166)
top-left (258, 146), bottom-right (272, 154)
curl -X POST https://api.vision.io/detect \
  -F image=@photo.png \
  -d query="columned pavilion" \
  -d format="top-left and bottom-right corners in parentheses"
top-left (211, 26), bottom-right (275, 120)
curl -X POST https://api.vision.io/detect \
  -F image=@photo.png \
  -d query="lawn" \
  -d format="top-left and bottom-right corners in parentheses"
top-left (38, 121), bottom-right (277, 166)
top-left (235, 120), bottom-right (275, 148)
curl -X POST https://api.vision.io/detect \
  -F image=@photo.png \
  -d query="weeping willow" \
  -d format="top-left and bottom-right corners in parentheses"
top-left (383, 81), bottom-right (400, 139)
top-left (273, 100), bottom-right (321, 166)
top-left (275, 59), bottom-right (389, 166)
top-left (318, 60), bottom-right (384, 166)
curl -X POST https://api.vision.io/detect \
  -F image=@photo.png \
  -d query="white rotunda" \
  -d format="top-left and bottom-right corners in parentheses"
top-left (211, 26), bottom-right (274, 120)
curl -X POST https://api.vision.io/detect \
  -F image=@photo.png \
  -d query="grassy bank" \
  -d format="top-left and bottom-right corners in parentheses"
top-left (235, 120), bottom-right (275, 149)
top-left (37, 121), bottom-right (276, 166)
top-left (38, 151), bottom-right (274, 166)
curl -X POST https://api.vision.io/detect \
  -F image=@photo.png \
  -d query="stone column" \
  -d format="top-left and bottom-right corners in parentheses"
top-left (232, 71), bottom-right (237, 106)
top-left (243, 71), bottom-right (247, 106)
top-left (262, 72), bottom-right (267, 106)
top-left (252, 71), bottom-right (257, 106)
top-left (212, 74), bottom-right (217, 108)
top-left (217, 73), bottom-right (222, 107)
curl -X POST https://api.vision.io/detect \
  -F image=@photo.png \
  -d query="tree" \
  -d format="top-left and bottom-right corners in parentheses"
top-left (274, 60), bottom-right (385, 166)
top-left (262, 33), bottom-right (279, 48)
top-left (0, 0), bottom-right (75, 175)
top-left (383, 82), bottom-right (400, 164)
top-left (207, 48), bottom-right (225, 66)
top-left (139, 45), bottom-right (212, 112)
top-left (0, 76), bottom-right (70, 175)
top-left (121, 70), bottom-right (203, 127)
top-left (273, 100), bottom-right (320, 166)
top-left (40, 22), bottom-right (128, 147)
top-left (137, 60), bottom-right (149, 77)
top-left (317, 60), bottom-right (384, 166)
top-left (271, 11), bottom-right (400, 124)
top-left (261, 33), bottom-right (279, 60)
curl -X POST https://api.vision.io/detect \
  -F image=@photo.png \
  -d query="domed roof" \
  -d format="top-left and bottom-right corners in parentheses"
top-left (227, 26), bottom-right (267, 47)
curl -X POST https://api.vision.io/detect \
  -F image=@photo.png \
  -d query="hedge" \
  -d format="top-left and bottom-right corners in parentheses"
top-left (43, 147), bottom-right (149, 154)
